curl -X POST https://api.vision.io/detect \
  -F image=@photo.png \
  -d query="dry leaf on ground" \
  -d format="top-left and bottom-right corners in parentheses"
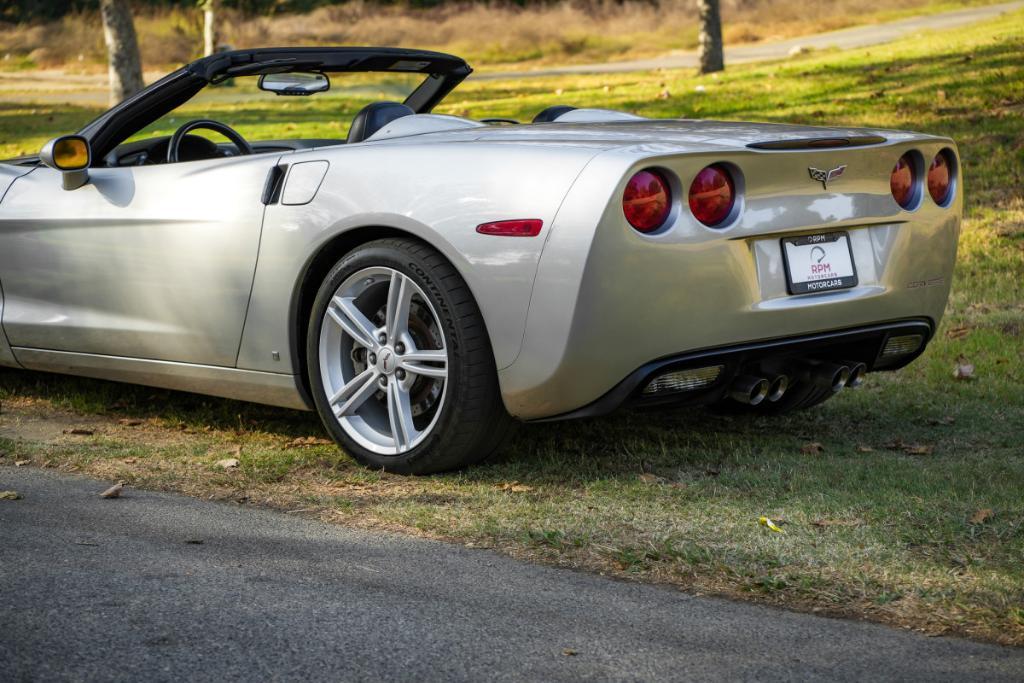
top-left (287, 436), bottom-right (333, 448)
top-left (0, 490), bottom-right (21, 500)
top-left (100, 482), bottom-right (123, 499)
top-left (638, 473), bottom-right (666, 485)
top-left (954, 354), bottom-right (975, 380)
top-left (562, 649), bottom-right (578, 657)
top-left (65, 428), bottom-right (94, 436)
top-left (856, 445), bottom-right (875, 453)
top-left (216, 458), bottom-right (240, 470)
top-left (500, 482), bottom-right (534, 493)
top-left (904, 444), bottom-right (934, 456)
top-left (119, 418), bottom-right (143, 427)
top-left (14, 460), bottom-right (29, 467)
top-left (801, 442), bottom-right (825, 454)
top-left (969, 508), bottom-right (994, 525)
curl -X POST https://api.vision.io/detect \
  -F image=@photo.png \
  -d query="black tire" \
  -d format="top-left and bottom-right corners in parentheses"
top-left (306, 237), bottom-right (516, 474)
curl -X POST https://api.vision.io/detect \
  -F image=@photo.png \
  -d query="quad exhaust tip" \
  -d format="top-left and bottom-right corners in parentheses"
top-left (767, 375), bottom-right (789, 402)
top-left (846, 362), bottom-right (868, 388)
top-left (809, 362), bottom-right (851, 393)
top-left (730, 375), bottom-right (770, 406)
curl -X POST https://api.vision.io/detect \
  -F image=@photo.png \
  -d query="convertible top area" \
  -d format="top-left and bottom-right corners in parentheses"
top-left (76, 47), bottom-right (472, 164)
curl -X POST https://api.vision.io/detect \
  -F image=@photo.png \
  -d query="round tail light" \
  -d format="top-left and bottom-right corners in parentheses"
top-left (688, 164), bottom-right (735, 227)
top-left (623, 169), bottom-right (671, 233)
top-left (890, 153), bottom-right (917, 209)
top-left (927, 150), bottom-right (953, 205)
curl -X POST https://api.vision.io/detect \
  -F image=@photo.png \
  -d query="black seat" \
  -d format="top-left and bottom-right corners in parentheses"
top-left (532, 105), bottom-right (576, 123)
top-left (347, 101), bottom-right (415, 143)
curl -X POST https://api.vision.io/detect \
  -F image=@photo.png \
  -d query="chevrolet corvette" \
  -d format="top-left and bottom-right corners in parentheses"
top-left (0, 47), bottom-right (961, 473)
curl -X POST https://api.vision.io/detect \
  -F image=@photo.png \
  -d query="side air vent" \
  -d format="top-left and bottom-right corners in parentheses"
top-left (747, 135), bottom-right (887, 150)
top-left (261, 164), bottom-right (288, 205)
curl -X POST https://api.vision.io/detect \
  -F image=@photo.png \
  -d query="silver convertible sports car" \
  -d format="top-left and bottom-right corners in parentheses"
top-left (0, 47), bottom-right (960, 473)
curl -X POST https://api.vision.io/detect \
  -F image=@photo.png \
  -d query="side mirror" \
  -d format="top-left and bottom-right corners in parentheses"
top-left (40, 135), bottom-right (91, 191)
top-left (258, 71), bottom-right (330, 96)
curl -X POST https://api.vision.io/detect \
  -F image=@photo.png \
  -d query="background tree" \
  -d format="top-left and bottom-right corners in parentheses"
top-left (697, 0), bottom-right (724, 74)
top-left (99, 0), bottom-right (144, 104)
top-left (200, 0), bottom-right (218, 57)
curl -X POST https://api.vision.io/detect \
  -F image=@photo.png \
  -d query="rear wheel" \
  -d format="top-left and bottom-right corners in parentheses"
top-left (306, 238), bottom-right (515, 474)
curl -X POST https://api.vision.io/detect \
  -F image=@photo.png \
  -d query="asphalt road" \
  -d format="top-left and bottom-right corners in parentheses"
top-left (2, 467), bottom-right (1023, 682)
top-left (477, 1), bottom-right (1024, 79)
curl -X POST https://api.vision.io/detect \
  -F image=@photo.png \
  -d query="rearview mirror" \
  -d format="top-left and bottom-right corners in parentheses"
top-left (39, 135), bottom-right (91, 191)
top-left (258, 71), bottom-right (330, 96)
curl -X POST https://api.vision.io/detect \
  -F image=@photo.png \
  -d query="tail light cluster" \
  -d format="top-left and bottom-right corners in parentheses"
top-left (890, 149), bottom-right (956, 209)
top-left (623, 164), bottom-right (739, 233)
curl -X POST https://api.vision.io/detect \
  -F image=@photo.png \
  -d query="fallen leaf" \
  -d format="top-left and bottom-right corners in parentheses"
top-left (562, 648), bottom-right (578, 657)
top-left (946, 325), bottom-right (971, 340)
top-left (801, 442), bottom-right (825, 455)
top-left (904, 444), bottom-right (934, 456)
top-left (119, 418), bottom-right (143, 427)
top-left (638, 473), bottom-right (666, 485)
top-left (504, 483), bottom-right (534, 493)
top-left (100, 482), bottom-right (123, 499)
top-left (657, 88), bottom-right (671, 99)
top-left (286, 436), bottom-right (333, 448)
top-left (65, 428), bottom-right (94, 436)
top-left (812, 518), bottom-right (863, 527)
top-left (14, 460), bottom-right (29, 467)
top-left (759, 516), bottom-right (785, 533)
top-left (953, 354), bottom-right (975, 380)
top-left (969, 508), bottom-right (993, 525)
top-left (856, 445), bottom-right (875, 453)
top-left (216, 458), bottom-right (240, 470)
top-left (0, 490), bottom-right (21, 500)
top-left (122, 458), bottom-right (138, 464)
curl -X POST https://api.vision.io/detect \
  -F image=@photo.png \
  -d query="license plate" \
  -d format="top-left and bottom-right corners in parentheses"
top-left (781, 232), bottom-right (858, 294)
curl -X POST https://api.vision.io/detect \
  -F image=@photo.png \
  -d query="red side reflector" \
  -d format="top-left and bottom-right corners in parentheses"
top-left (476, 219), bottom-right (543, 237)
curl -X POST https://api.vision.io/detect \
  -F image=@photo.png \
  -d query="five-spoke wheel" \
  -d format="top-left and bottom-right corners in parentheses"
top-left (308, 238), bottom-right (515, 474)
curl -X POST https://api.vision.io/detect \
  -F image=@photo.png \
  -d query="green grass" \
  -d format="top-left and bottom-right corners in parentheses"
top-left (2, 11), bottom-right (1023, 645)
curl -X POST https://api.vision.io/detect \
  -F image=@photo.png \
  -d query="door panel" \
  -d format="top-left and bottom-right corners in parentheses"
top-left (0, 154), bottom-right (280, 366)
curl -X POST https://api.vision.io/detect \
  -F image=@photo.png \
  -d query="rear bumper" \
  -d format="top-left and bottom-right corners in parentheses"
top-left (497, 139), bottom-right (960, 420)
top-left (530, 318), bottom-right (932, 421)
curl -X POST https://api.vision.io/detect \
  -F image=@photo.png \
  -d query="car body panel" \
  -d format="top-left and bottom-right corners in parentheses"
top-left (236, 141), bottom-right (602, 375)
top-left (0, 154), bottom-right (281, 366)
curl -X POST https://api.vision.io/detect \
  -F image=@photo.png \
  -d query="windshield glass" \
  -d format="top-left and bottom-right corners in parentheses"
top-left (130, 71), bottom-right (426, 144)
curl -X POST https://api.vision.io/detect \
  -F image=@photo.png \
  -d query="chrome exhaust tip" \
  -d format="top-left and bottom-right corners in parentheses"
top-left (730, 375), bottom-right (770, 406)
top-left (845, 362), bottom-right (868, 388)
top-left (766, 375), bottom-right (789, 402)
top-left (809, 362), bottom-right (851, 393)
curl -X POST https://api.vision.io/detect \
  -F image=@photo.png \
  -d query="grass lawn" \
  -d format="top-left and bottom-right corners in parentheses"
top-left (2, 11), bottom-right (1023, 645)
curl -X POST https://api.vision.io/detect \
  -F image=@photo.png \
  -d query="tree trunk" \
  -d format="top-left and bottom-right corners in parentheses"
top-left (697, 0), bottom-right (724, 74)
top-left (203, 0), bottom-right (218, 57)
top-left (99, 0), bottom-right (144, 105)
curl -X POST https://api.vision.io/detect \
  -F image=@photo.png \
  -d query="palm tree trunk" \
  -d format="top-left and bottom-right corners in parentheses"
top-left (99, 0), bottom-right (144, 105)
top-left (697, 0), bottom-right (724, 74)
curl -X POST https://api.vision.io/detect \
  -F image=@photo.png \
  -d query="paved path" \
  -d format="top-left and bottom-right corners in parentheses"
top-left (477, 1), bottom-right (1024, 79)
top-left (2, 466), bottom-right (1022, 682)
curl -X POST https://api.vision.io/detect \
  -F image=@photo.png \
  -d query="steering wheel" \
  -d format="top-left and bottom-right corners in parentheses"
top-left (167, 119), bottom-right (252, 163)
